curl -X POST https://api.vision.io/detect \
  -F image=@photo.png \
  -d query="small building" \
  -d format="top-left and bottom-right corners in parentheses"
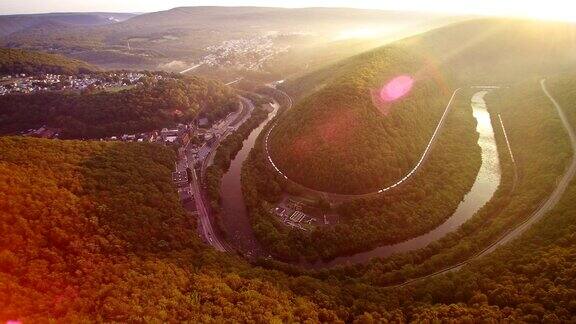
top-left (26, 126), bottom-right (60, 139)
top-left (289, 211), bottom-right (306, 223)
top-left (172, 171), bottom-right (189, 187)
top-left (161, 128), bottom-right (180, 140)
top-left (198, 118), bottom-right (209, 128)
top-left (165, 135), bottom-right (179, 144)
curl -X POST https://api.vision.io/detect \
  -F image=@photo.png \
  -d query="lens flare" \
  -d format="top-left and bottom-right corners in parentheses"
top-left (380, 75), bottom-right (414, 102)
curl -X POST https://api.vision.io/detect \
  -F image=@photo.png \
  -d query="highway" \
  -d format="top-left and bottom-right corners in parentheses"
top-left (385, 79), bottom-right (576, 288)
top-left (189, 162), bottom-right (228, 252)
top-left (201, 97), bottom-right (255, 179)
top-left (477, 79), bottom-right (576, 253)
top-left (178, 96), bottom-right (255, 252)
top-left (264, 87), bottom-right (462, 200)
top-left (180, 79), bottom-right (576, 287)
top-left (175, 150), bottom-right (227, 252)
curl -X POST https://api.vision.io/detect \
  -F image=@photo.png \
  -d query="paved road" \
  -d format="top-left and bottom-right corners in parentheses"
top-left (264, 88), bottom-right (462, 201)
top-left (225, 77), bottom-right (244, 86)
top-left (180, 63), bottom-right (203, 74)
top-left (201, 97), bottom-right (254, 178)
top-left (479, 79), bottom-right (576, 252)
top-left (181, 96), bottom-right (255, 252)
top-left (386, 79), bottom-right (576, 288)
top-left (189, 164), bottom-right (228, 252)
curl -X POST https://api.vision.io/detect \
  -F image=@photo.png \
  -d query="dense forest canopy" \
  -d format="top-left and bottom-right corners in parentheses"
top-left (0, 47), bottom-right (96, 75)
top-left (0, 137), bottom-right (340, 321)
top-left (269, 45), bottom-right (451, 194)
top-left (0, 75), bottom-right (237, 138)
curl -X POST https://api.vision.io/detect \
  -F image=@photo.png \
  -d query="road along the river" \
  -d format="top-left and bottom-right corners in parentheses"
top-left (264, 88), bottom-right (462, 201)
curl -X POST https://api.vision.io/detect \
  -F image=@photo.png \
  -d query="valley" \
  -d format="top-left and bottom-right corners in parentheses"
top-left (2, 5), bottom-right (576, 322)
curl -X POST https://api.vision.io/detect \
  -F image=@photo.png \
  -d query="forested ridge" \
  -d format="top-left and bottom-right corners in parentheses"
top-left (315, 77), bottom-right (573, 285)
top-left (0, 137), bottom-right (341, 322)
top-left (269, 45), bottom-right (452, 194)
top-left (261, 76), bottom-right (576, 321)
top-left (0, 47), bottom-right (95, 75)
top-left (0, 75), bottom-right (237, 138)
top-left (272, 18), bottom-right (576, 194)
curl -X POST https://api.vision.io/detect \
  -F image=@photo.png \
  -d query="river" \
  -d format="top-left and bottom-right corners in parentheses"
top-left (219, 90), bottom-right (501, 267)
top-left (218, 102), bottom-right (279, 257)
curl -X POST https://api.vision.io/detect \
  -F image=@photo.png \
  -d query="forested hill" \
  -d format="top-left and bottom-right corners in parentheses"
top-left (269, 45), bottom-right (451, 194)
top-left (0, 47), bottom-right (96, 75)
top-left (0, 75), bottom-right (237, 139)
top-left (0, 137), bottom-right (339, 321)
top-left (270, 18), bottom-right (576, 194)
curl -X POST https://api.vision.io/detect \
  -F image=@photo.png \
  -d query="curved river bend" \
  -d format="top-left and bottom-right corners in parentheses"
top-left (219, 90), bottom-right (501, 267)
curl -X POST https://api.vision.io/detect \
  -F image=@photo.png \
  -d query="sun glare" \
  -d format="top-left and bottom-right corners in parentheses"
top-left (380, 75), bottom-right (414, 102)
top-left (335, 27), bottom-right (380, 40)
top-left (420, 0), bottom-right (576, 22)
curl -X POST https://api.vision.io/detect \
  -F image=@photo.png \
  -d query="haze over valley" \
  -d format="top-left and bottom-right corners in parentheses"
top-left (2, 2), bottom-right (576, 322)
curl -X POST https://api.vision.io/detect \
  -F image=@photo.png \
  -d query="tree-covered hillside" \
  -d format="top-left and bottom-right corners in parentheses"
top-left (244, 89), bottom-right (480, 260)
top-left (269, 45), bottom-right (451, 194)
top-left (0, 75), bottom-right (237, 138)
top-left (0, 47), bottom-right (96, 75)
top-left (401, 19), bottom-right (576, 84)
top-left (270, 19), bottom-right (576, 194)
top-left (0, 137), bottom-right (340, 321)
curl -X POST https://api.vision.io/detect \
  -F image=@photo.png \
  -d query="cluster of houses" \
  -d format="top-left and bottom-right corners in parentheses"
top-left (106, 123), bottom-right (193, 145)
top-left (199, 34), bottom-right (289, 71)
top-left (0, 72), bottom-right (150, 96)
top-left (21, 116), bottom-right (221, 151)
top-left (105, 117), bottom-right (222, 155)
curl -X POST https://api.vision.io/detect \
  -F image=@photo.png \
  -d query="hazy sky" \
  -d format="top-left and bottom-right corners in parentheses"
top-left (1, 0), bottom-right (575, 21)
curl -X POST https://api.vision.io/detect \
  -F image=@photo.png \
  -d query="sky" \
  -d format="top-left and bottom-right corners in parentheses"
top-left (1, 0), bottom-right (576, 22)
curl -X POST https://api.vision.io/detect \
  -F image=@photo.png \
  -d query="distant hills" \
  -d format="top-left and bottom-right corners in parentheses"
top-left (0, 7), bottom-right (455, 70)
top-left (118, 6), bottom-right (439, 30)
top-left (0, 12), bottom-right (136, 37)
top-left (271, 18), bottom-right (576, 194)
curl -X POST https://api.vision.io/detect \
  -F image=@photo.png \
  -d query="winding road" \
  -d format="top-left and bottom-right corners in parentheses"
top-left (265, 88), bottom-right (462, 200)
top-left (386, 79), bottom-right (576, 287)
top-left (181, 97), bottom-right (255, 252)
top-left (185, 78), bottom-right (576, 289)
top-left (478, 79), bottom-right (576, 253)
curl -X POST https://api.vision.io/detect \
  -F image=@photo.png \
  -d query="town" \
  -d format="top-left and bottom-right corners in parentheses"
top-left (186, 33), bottom-right (294, 72)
